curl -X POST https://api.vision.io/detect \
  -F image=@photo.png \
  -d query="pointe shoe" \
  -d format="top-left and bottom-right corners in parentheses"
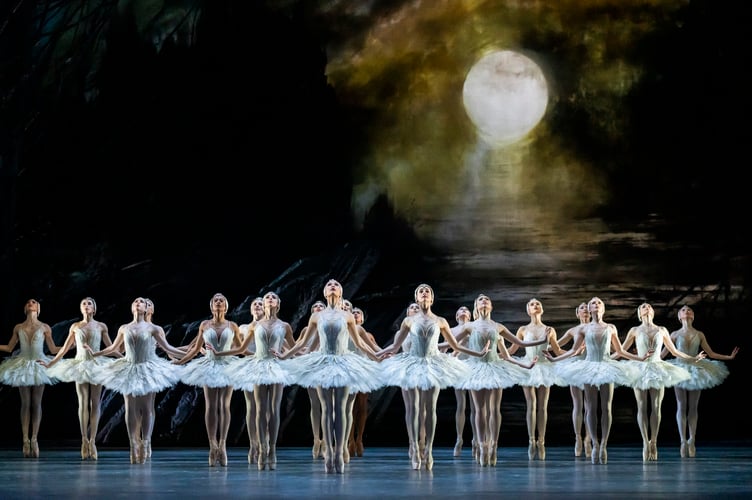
top-left (208, 444), bottom-right (217, 467)
top-left (687, 438), bottom-right (696, 458)
top-left (408, 440), bottom-right (414, 459)
top-left (410, 444), bottom-right (421, 470)
top-left (584, 436), bottom-right (592, 457)
top-left (324, 450), bottom-right (334, 473)
top-left (320, 441), bottom-right (327, 460)
top-left (348, 440), bottom-right (356, 458)
top-left (574, 435), bottom-right (583, 457)
top-left (423, 447), bottom-right (433, 471)
top-left (218, 440), bottom-right (228, 467)
top-left (600, 445), bottom-right (607, 464)
top-left (528, 439), bottom-right (536, 460)
top-left (343, 446), bottom-right (350, 464)
top-left (82, 439), bottom-right (89, 460)
top-left (419, 441), bottom-right (426, 461)
top-left (591, 442), bottom-right (600, 464)
top-left (257, 447), bottom-right (267, 470)
top-left (356, 440), bottom-right (364, 457)
top-left (490, 445), bottom-right (498, 466)
top-left (479, 443), bottom-right (488, 466)
top-left (453, 438), bottom-right (463, 457)
top-left (130, 441), bottom-right (141, 464)
top-left (472, 439), bottom-right (479, 461)
top-left (89, 439), bottom-right (98, 461)
top-left (22, 439), bottom-right (31, 458)
top-left (680, 441), bottom-right (688, 458)
top-left (642, 441), bottom-right (650, 462)
top-left (335, 453), bottom-right (345, 474)
top-left (30, 439), bottom-right (39, 458)
top-left (268, 445), bottom-right (276, 470)
top-left (312, 439), bottom-right (321, 459)
top-left (537, 441), bottom-right (546, 461)
top-left (649, 440), bottom-right (658, 461)
top-left (139, 440), bottom-right (149, 463)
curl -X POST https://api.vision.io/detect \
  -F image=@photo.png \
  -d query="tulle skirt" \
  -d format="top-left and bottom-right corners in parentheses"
top-left (0, 355), bottom-right (56, 386)
top-left (667, 358), bottom-right (730, 390)
top-left (180, 355), bottom-right (237, 388)
top-left (624, 359), bottom-right (691, 390)
top-left (224, 356), bottom-right (295, 391)
top-left (93, 357), bottom-right (182, 396)
top-left (285, 352), bottom-right (383, 393)
top-left (458, 358), bottom-right (530, 390)
top-left (555, 359), bottom-right (638, 389)
top-left (380, 352), bottom-right (472, 390)
top-left (46, 357), bottom-right (113, 384)
top-left (521, 359), bottom-right (567, 388)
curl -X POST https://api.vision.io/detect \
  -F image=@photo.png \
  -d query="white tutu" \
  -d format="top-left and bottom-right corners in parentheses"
top-left (181, 354), bottom-right (237, 388)
top-left (380, 351), bottom-right (471, 390)
top-left (180, 326), bottom-right (239, 388)
top-left (556, 358), bottom-right (638, 389)
top-left (625, 358), bottom-right (691, 390)
top-left (91, 327), bottom-right (182, 396)
top-left (225, 356), bottom-right (295, 391)
top-left (458, 356), bottom-right (529, 390)
top-left (46, 356), bottom-right (113, 384)
top-left (0, 326), bottom-right (57, 386)
top-left (667, 358), bottom-right (728, 390)
top-left (554, 323), bottom-right (639, 389)
top-left (521, 358), bottom-right (567, 388)
top-left (94, 356), bottom-right (182, 396)
top-left (0, 354), bottom-right (57, 386)
top-left (225, 322), bottom-right (296, 390)
top-left (286, 351), bottom-right (383, 393)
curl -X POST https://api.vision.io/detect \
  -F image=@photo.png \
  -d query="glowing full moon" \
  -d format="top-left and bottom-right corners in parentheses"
top-left (462, 50), bottom-right (549, 146)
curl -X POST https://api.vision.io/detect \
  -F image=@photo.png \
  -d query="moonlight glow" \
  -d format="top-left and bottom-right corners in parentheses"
top-left (462, 50), bottom-right (549, 146)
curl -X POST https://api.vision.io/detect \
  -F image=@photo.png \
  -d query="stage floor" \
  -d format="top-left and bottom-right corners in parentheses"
top-left (1, 445), bottom-right (750, 498)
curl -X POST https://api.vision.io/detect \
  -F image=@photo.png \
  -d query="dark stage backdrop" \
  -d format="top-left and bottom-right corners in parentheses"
top-left (0, 1), bottom-right (749, 450)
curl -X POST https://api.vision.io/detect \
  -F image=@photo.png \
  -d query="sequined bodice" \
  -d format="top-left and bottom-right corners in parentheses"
top-left (73, 326), bottom-right (102, 360)
top-left (406, 317), bottom-right (441, 357)
top-left (673, 332), bottom-right (700, 356)
top-left (253, 322), bottom-right (286, 358)
top-left (18, 326), bottom-right (45, 360)
top-left (318, 310), bottom-right (349, 355)
top-left (583, 324), bottom-right (613, 362)
top-left (521, 326), bottom-right (548, 361)
top-left (124, 328), bottom-right (156, 363)
top-left (635, 327), bottom-right (665, 361)
top-left (203, 327), bottom-right (234, 360)
top-left (468, 321), bottom-right (500, 362)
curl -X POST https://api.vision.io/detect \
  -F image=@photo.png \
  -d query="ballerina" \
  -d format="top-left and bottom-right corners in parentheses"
top-left (85, 297), bottom-right (185, 464)
top-left (0, 299), bottom-right (60, 458)
top-left (294, 300), bottom-right (327, 459)
top-left (507, 298), bottom-right (566, 461)
top-left (544, 296), bottom-right (652, 465)
top-left (550, 302), bottom-right (594, 458)
top-left (208, 291), bottom-right (296, 470)
top-left (449, 306), bottom-right (475, 458)
top-left (347, 306), bottom-right (381, 459)
top-left (453, 294), bottom-right (542, 466)
top-left (277, 279), bottom-right (382, 474)
top-left (239, 296), bottom-right (264, 464)
top-left (663, 304), bottom-right (739, 457)
top-left (621, 302), bottom-right (706, 461)
top-left (172, 293), bottom-right (243, 466)
top-left (40, 296), bottom-right (116, 460)
top-left (375, 283), bottom-right (489, 471)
